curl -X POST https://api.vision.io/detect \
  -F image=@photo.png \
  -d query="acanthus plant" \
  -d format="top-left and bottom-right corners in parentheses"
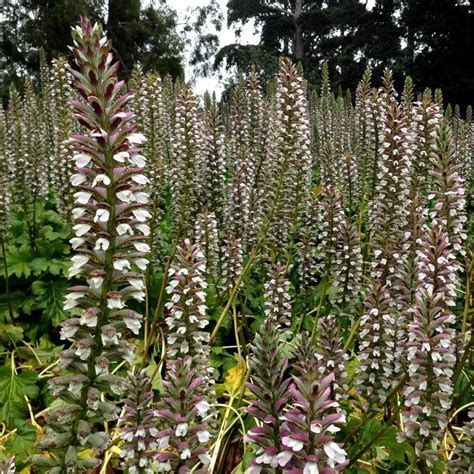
top-left (280, 337), bottom-right (347, 472)
top-left (31, 18), bottom-right (150, 471)
top-left (119, 370), bottom-right (159, 473)
top-left (157, 239), bottom-right (214, 470)
top-left (400, 223), bottom-right (457, 466)
top-left (245, 318), bottom-right (292, 472)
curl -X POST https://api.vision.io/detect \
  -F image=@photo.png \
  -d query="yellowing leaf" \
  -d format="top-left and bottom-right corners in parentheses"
top-left (19, 467), bottom-right (31, 474)
top-left (224, 364), bottom-right (245, 396)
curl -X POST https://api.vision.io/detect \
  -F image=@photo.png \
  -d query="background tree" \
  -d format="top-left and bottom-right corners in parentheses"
top-left (0, 0), bottom-right (183, 101)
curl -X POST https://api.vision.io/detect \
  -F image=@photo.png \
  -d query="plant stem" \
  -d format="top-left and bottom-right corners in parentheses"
top-left (142, 236), bottom-right (180, 365)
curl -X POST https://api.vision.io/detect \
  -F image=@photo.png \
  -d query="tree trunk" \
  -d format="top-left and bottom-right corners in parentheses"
top-left (294, 0), bottom-right (304, 61)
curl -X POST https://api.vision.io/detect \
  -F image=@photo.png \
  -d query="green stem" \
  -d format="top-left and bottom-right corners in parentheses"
top-left (141, 236), bottom-right (180, 365)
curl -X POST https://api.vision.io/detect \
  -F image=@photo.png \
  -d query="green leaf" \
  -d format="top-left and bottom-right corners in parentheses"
top-left (4, 422), bottom-right (37, 463)
top-left (4, 245), bottom-right (34, 278)
top-left (30, 257), bottom-right (49, 275)
top-left (32, 280), bottom-right (68, 326)
top-left (0, 367), bottom-right (40, 428)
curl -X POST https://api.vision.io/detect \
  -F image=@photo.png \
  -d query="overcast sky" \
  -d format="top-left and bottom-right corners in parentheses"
top-left (165, 0), bottom-right (260, 96)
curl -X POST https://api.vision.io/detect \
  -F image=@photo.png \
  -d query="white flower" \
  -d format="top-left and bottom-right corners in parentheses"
top-left (136, 224), bottom-right (150, 236)
top-left (70, 237), bottom-right (85, 249)
top-left (95, 238), bottom-right (110, 251)
top-left (323, 441), bottom-right (347, 468)
top-left (198, 452), bottom-right (211, 465)
top-left (303, 462), bottom-right (319, 474)
top-left (73, 223), bottom-right (91, 237)
top-left (133, 242), bottom-right (150, 253)
top-left (127, 278), bottom-right (145, 290)
top-left (113, 151), bottom-right (129, 162)
top-left (92, 174), bottom-right (111, 187)
top-left (127, 133), bottom-right (146, 144)
top-left (74, 153), bottom-right (92, 167)
top-left (64, 291), bottom-right (85, 310)
top-left (113, 259), bottom-right (131, 271)
top-left (132, 209), bottom-right (151, 222)
top-left (196, 400), bottom-right (210, 416)
top-left (94, 208), bottom-right (110, 223)
top-left (74, 191), bottom-right (93, 205)
top-left (197, 430), bottom-right (210, 443)
top-left (175, 422), bottom-right (188, 437)
top-left (69, 255), bottom-right (90, 277)
top-left (72, 207), bottom-right (86, 219)
top-left (180, 448), bottom-right (191, 460)
top-left (134, 258), bottom-right (149, 271)
top-left (276, 451), bottom-right (292, 467)
top-left (117, 190), bottom-right (134, 202)
top-left (130, 154), bottom-right (146, 167)
top-left (71, 173), bottom-right (87, 186)
top-left (124, 316), bottom-right (141, 335)
top-left (107, 296), bottom-right (124, 309)
top-left (282, 435), bottom-right (304, 451)
top-left (117, 223), bottom-right (133, 235)
top-left (132, 174), bottom-right (149, 185)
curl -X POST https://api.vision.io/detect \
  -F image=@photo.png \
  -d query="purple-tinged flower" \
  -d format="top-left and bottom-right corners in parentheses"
top-left (246, 318), bottom-right (292, 470)
top-left (119, 370), bottom-right (159, 473)
top-left (316, 316), bottom-right (348, 402)
top-left (280, 336), bottom-right (347, 471)
top-left (156, 356), bottom-right (212, 472)
top-left (222, 235), bottom-right (243, 291)
top-left (164, 239), bottom-right (212, 380)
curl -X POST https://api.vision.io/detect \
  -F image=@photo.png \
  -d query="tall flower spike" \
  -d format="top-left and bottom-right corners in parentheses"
top-left (263, 262), bottom-right (292, 328)
top-left (330, 216), bottom-right (363, 317)
top-left (368, 97), bottom-right (412, 281)
top-left (195, 211), bottom-right (220, 282)
top-left (316, 316), bottom-right (348, 402)
top-left (401, 223), bottom-right (457, 466)
top-left (33, 18), bottom-right (149, 471)
top-left (428, 119), bottom-right (467, 266)
top-left (315, 186), bottom-right (345, 283)
top-left (245, 318), bottom-right (292, 471)
top-left (222, 236), bottom-right (243, 291)
top-left (201, 93), bottom-right (226, 222)
top-left (266, 58), bottom-right (312, 252)
top-left (171, 84), bottom-right (203, 234)
top-left (120, 370), bottom-right (160, 474)
top-left (156, 356), bottom-right (212, 472)
top-left (164, 239), bottom-right (212, 381)
top-left (138, 73), bottom-right (168, 257)
top-left (280, 336), bottom-right (347, 471)
top-left (0, 108), bottom-right (9, 234)
top-left (355, 280), bottom-right (395, 408)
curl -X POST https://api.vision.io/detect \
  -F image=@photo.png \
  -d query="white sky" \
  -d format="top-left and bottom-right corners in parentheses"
top-left (165, 0), bottom-right (260, 96)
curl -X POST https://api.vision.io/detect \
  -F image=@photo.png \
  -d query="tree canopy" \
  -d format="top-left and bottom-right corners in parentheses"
top-left (0, 0), bottom-right (183, 99)
top-left (217, 0), bottom-right (474, 109)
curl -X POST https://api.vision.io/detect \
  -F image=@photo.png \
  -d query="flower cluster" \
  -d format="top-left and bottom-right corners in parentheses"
top-left (279, 337), bottom-right (347, 471)
top-left (401, 223), bottom-right (457, 464)
top-left (246, 318), bottom-right (291, 471)
top-left (159, 239), bottom-right (213, 468)
top-left (120, 370), bottom-right (159, 473)
top-left (33, 17), bottom-right (149, 470)
top-left (195, 211), bottom-right (220, 281)
top-left (263, 262), bottom-right (292, 328)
